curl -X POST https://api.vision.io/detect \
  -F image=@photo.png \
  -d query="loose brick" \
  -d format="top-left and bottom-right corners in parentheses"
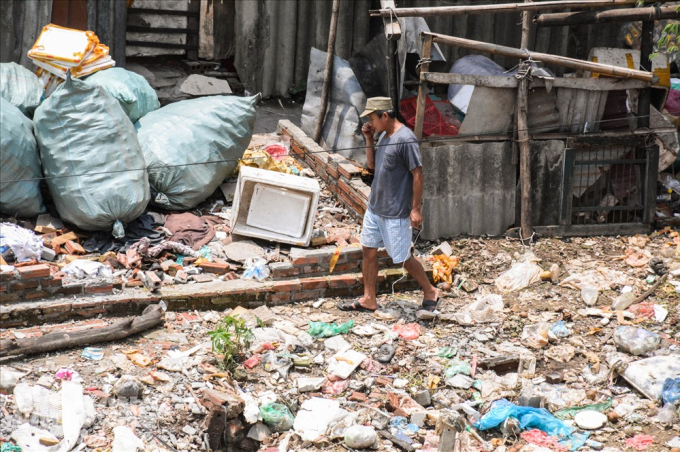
top-left (125, 280), bottom-right (143, 288)
top-left (328, 274), bottom-right (357, 288)
top-left (338, 162), bottom-right (361, 179)
top-left (300, 277), bottom-right (328, 290)
top-left (200, 262), bottom-right (231, 275)
top-left (16, 264), bottom-right (51, 280)
top-left (84, 284), bottom-right (114, 295)
top-left (273, 280), bottom-right (301, 292)
top-left (349, 391), bottom-right (367, 403)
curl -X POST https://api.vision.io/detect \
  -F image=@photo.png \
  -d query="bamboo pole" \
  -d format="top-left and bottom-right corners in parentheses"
top-left (638, 20), bottom-right (654, 129)
top-left (370, 0), bottom-right (668, 17)
top-left (313, 0), bottom-right (341, 143)
top-left (535, 5), bottom-right (679, 26)
top-left (414, 34), bottom-right (433, 140)
top-left (518, 1), bottom-right (533, 241)
top-left (425, 32), bottom-right (656, 82)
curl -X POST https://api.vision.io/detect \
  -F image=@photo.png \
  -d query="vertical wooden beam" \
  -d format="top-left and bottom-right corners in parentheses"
top-left (380, 0), bottom-right (402, 41)
top-left (187, 0), bottom-right (200, 60)
top-left (313, 0), bottom-right (341, 143)
top-left (112, 0), bottom-right (127, 67)
top-left (638, 20), bottom-right (654, 129)
top-left (517, 1), bottom-right (533, 241)
top-left (414, 34), bottom-right (433, 140)
top-left (381, 0), bottom-right (401, 115)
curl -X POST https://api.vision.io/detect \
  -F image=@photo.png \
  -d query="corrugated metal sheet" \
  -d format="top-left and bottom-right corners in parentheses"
top-left (557, 87), bottom-right (609, 133)
top-left (530, 140), bottom-right (565, 226)
top-left (421, 141), bottom-right (516, 239)
top-left (0, 0), bottom-right (52, 68)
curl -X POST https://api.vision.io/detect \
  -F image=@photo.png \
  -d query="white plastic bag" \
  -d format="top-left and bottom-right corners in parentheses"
top-left (0, 223), bottom-right (43, 262)
top-left (495, 251), bottom-right (542, 292)
top-left (63, 260), bottom-right (113, 279)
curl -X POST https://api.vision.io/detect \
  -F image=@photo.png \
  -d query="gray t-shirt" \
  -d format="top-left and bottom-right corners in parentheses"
top-left (368, 125), bottom-right (422, 219)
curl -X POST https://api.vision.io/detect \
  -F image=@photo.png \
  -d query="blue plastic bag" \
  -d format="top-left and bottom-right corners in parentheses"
top-left (550, 321), bottom-right (571, 338)
top-left (662, 378), bottom-right (680, 405)
top-left (474, 399), bottom-right (589, 451)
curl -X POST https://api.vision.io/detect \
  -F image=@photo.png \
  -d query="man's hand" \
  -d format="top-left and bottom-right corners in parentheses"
top-left (362, 122), bottom-right (375, 141)
top-left (410, 207), bottom-right (423, 229)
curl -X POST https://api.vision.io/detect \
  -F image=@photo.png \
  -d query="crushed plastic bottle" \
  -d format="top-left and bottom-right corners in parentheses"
top-left (521, 322), bottom-right (551, 349)
top-left (662, 378), bottom-right (680, 405)
top-left (241, 257), bottom-right (270, 282)
top-left (654, 402), bottom-right (677, 427)
top-left (308, 320), bottom-right (355, 338)
top-left (260, 403), bottom-right (294, 432)
top-left (13, 383), bottom-right (33, 417)
top-left (261, 352), bottom-right (292, 378)
top-left (613, 326), bottom-right (661, 356)
top-left (612, 292), bottom-right (637, 311)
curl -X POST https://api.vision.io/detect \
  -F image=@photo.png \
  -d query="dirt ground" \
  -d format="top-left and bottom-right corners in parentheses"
top-left (1, 232), bottom-right (679, 452)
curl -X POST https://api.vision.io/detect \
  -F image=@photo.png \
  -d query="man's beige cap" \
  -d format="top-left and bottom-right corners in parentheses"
top-left (359, 96), bottom-right (393, 118)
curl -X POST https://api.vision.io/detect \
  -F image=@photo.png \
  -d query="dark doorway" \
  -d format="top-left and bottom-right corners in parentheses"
top-left (51, 0), bottom-right (88, 30)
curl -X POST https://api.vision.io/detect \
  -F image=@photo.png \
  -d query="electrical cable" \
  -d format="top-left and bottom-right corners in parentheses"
top-left (1, 112), bottom-right (673, 185)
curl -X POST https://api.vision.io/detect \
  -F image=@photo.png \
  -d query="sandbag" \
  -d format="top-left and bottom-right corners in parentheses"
top-left (135, 95), bottom-right (257, 210)
top-left (84, 68), bottom-right (160, 123)
top-left (0, 99), bottom-right (45, 217)
top-left (34, 76), bottom-right (150, 236)
top-left (0, 62), bottom-right (44, 118)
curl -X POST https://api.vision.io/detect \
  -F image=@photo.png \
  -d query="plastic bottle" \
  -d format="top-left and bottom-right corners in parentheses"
top-left (654, 402), bottom-right (677, 427)
top-left (612, 292), bottom-right (637, 311)
top-left (613, 326), bottom-right (661, 356)
top-left (259, 403), bottom-right (294, 432)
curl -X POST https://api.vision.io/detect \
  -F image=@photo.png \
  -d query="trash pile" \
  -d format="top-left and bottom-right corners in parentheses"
top-left (1, 232), bottom-right (678, 451)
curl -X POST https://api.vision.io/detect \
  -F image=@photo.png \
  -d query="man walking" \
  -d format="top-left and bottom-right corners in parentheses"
top-left (338, 97), bottom-right (439, 312)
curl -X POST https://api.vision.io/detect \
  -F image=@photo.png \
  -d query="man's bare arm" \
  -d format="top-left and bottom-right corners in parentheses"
top-left (411, 166), bottom-right (424, 228)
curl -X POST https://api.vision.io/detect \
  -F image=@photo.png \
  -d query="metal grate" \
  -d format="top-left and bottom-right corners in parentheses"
top-left (561, 139), bottom-right (658, 229)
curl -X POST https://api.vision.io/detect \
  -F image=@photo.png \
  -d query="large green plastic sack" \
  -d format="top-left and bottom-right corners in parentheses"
top-left (0, 98), bottom-right (45, 217)
top-left (135, 95), bottom-right (257, 210)
top-left (34, 76), bottom-right (150, 237)
top-left (84, 68), bottom-right (160, 123)
top-left (0, 62), bottom-right (44, 118)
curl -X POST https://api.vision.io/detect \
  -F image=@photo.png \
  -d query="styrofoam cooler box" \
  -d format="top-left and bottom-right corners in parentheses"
top-left (231, 166), bottom-right (320, 246)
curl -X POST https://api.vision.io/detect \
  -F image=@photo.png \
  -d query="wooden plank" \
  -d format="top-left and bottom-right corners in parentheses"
top-left (198, 0), bottom-right (215, 60)
top-left (422, 71), bottom-right (651, 90)
top-left (128, 8), bottom-right (199, 17)
top-left (428, 32), bottom-right (655, 82)
top-left (517, 65), bottom-right (533, 240)
top-left (535, 5), bottom-right (679, 27)
top-left (638, 21), bottom-right (654, 128)
top-left (186, 0), bottom-right (200, 60)
top-left (535, 223), bottom-right (651, 237)
top-left (112, 0), bottom-right (127, 68)
top-left (370, 0), bottom-right (669, 17)
top-left (125, 41), bottom-right (198, 50)
top-left (414, 35), bottom-right (433, 140)
top-left (127, 26), bottom-right (195, 34)
top-left (380, 0), bottom-right (401, 41)
top-left (313, 0), bottom-right (341, 143)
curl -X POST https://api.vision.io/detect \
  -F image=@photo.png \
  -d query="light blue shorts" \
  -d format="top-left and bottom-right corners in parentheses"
top-left (360, 208), bottom-right (412, 264)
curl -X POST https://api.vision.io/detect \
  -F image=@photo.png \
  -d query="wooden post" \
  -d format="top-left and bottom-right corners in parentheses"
top-left (381, 0), bottom-right (402, 115)
top-left (517, 64), bottom-right (533, 241)
top-left (425, 32), bottom-right (656, 82)
top-left (414, 34), bottom-right (433, 140)
top-left (380, 0), bottom-right (402, 40)
top-left (313, 0), bottom-right (341, 143)
top-left (638, 20), bottom-right (654, 129)
top-left (370, 0), bottom-right (670, 18)
top-left (535, 5), bottom-right (679, 27)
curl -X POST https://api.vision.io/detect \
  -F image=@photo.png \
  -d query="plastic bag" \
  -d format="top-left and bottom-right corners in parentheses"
top-left (34, 75), bottom-right (150, 236)
top-left (625, 435), bottom-right (654, 451)
top-left (444, 358), bottom-right (472, 378)
top-left (308, 320), bottom-right (355, 338)
top-left (521, 322), bottom-right (551, 349)
top-left (550, 321), bottom-right (570, 338)
top-left (495, 251), bottom-right (543, 292)
top-left (241, 257), bottom-right (270, 281)
top-left (63, 260), bottom-right (113, 279)
top-left (344, 425), bottom-right (377, 448)
top-left (662, 378), bottom-right (680, 405)
top-left (392, 323), bottom-right (421, 340)
top-left (0, 62), bottom-right (44, 117)
top-left (613, 326), bottom-right (661, 356)
top-left (0, 99), bottom-right (45, 217)
top-left (0, 224), bottom-right (43, 262)
top-left (135, 95), bottom-right (257, 210)
top-left (260, 403), bottom-right (294, 432)
top-left (84, 68), bottom-right (159, 123)
top-left (474, 399), bottom-right (589, 451)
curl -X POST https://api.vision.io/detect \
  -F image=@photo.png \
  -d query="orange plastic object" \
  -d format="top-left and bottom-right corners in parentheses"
top-left (28, 24), bottom-right (99, 67)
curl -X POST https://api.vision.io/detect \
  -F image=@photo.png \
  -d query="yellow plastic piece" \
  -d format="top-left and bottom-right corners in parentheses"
top-left (28, 24), bottom-right (99, 67)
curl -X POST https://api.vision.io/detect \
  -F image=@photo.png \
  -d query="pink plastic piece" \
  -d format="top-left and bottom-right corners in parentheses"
top-left (520, 429), bottom-right (568, 452)
top-left (392, 323), bottom-right (421, 340)
top-left (625, 435), bottom-right (654, 451)
top-left (55, 368), bottom-right (74, 381)
top-left (264, 144), bottom-right (289, 161)
top-left (243, 355), bottom-right (262, 369)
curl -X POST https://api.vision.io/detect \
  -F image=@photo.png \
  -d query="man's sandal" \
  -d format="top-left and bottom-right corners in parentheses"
top-left (421, 298), bottom-right (439, 312)
top-left (337, 300), bottom-right (377, 312)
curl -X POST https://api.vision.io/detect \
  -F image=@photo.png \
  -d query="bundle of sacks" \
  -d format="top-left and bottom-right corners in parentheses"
top-left (1, 25), bottom-right (256, 238)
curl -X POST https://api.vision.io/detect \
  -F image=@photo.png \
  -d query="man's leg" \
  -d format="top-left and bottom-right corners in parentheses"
top-left (358, 246), bottom-right (379, 310)
top-left (403, 257), bottom-right (439, 302)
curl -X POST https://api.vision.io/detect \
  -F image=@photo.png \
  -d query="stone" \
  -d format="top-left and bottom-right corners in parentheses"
top-left (413, 390), bottom-right (431, 407)
top-left (410, 411), bottom-right (427, 427)
top-left (574, 410), bottom-right (607, 430)
top-left (112, 375), bottom-right (143, 400)
top-left (393, 378), bottom-right (408, 389)
top-left (247, 422), bottom-right (271, 441)
top-left (446, 374), bottom-right (474, 390)
top-left (222, 240), bottom-right (265, 263)
top-left (182, 425), bottom-right (197, 436)
top-left (344, 425), bottom-right (377, 449)
top-left (0, 366), bottom-right (25, 394)
top-left (180, 74), bottom-right (232, 96)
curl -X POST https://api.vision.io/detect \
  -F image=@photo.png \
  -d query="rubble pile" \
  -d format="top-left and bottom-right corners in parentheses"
top-left (1, 232), bottom-right (678, 451)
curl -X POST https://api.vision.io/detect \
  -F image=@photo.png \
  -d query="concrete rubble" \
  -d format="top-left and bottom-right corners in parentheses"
top-left (1, 231), bottom-right (679, 452)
